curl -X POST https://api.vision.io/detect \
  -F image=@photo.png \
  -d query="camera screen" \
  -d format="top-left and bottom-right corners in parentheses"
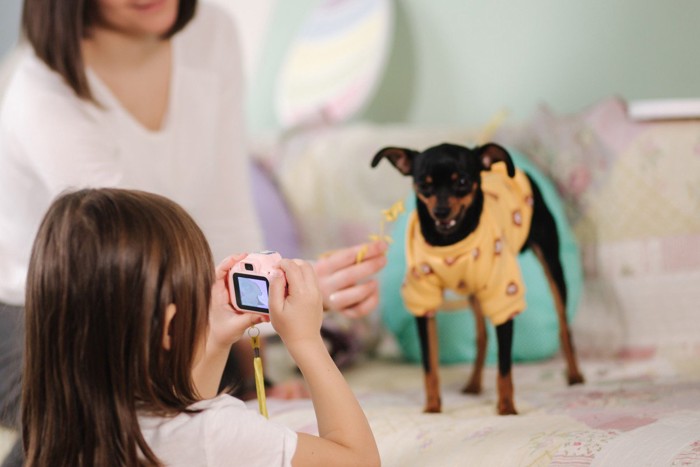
top-left (232, 273), bottom-right (270, 313)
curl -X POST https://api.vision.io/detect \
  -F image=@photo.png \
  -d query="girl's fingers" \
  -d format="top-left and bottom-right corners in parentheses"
top-left (215, 253), bottom-right (248, 280)
top-left (278, 259), bottom-right (302, 296)
top-left (226, 312), bottom-right (267, 344)
top-left (295, 259), bottom-right (320, 292)
top-left (268, 269), bottom-right (287, 313)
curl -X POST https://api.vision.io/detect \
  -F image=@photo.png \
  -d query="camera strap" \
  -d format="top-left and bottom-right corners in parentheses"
top-left (248, 325), bottom-right (268, 418)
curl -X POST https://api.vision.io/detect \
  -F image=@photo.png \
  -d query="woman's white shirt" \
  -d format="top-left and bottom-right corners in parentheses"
top-left (0, 3), bottom-right (263, 304)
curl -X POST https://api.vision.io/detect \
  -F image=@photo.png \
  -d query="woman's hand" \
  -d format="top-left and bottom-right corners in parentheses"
top-left (207, 254), bottom-right (269, 351)
top-left (313, 241), bottom-right (387, 318)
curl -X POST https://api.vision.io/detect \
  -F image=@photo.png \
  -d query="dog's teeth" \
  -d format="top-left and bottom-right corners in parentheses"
top-left (435, 219), bottom-right (458, 229)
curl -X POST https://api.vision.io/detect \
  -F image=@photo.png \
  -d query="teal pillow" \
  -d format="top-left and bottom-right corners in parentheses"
top-left (378, 149), bottom-right (583, 364)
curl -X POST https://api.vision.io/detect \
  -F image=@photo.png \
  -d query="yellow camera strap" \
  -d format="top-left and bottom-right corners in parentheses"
top-left (248, 326), bottom-right (268, 418)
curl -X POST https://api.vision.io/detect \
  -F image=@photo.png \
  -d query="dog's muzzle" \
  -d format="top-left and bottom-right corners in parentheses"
top-left (433, 206), bottom-right (465, 234)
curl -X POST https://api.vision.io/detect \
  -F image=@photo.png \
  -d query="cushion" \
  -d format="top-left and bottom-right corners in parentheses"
top-left (495, 97), bottom-right (700, 357)
top-left (250, 159), bottom-right (301, 258)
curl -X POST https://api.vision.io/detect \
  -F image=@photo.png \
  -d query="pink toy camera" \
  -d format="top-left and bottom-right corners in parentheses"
top-left (227, 251), bottom-right (282, 315)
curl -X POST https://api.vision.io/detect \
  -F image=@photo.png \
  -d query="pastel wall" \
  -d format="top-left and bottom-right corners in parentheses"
top-left (362, 0), bottom-right (700, 126)
top-left (0, 0), bottom-right (21, 59)
top-left (3, 1), bottom-right (698, 130)
top-left (247, 0), bottom-right (700, 132)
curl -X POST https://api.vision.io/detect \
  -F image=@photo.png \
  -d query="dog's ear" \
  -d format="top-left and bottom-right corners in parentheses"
top-left (478, 143), bottom-right (516, 177)
top-left (371, 147), bottom-right (417, 176)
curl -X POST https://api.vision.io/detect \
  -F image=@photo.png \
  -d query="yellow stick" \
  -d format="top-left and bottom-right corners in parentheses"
top-left (249, 330), bottom-right (268, 418)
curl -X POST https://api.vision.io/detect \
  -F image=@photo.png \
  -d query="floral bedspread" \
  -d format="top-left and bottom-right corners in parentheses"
top-left (263, 349), bottom-right (700, 466)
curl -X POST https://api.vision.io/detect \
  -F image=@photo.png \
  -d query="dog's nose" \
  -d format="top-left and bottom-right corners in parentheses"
top-left (433, 206), bottom-right (451, 220)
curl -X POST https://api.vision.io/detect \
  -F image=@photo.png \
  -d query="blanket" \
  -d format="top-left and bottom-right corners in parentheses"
top-left (262, 347), bottom-right (700, 466)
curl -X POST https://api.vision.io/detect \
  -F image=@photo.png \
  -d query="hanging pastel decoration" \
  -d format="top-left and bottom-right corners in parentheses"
top-left (275, 0), bottom-right (393, 127)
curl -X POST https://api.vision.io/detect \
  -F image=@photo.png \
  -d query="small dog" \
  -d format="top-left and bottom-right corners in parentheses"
top-left (371, 142), bottom-right (584, 415)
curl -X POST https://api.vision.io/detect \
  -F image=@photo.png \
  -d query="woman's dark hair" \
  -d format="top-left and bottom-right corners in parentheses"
top-left (21, 0), bottom-right (197, 100)
top-left (23, 188), bottom-right (213, 466)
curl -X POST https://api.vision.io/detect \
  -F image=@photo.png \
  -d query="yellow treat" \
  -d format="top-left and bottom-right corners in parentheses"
top-left (355, 244), bottom-right (369, 264)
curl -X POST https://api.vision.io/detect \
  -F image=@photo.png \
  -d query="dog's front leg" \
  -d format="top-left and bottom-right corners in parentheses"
top-left (463, 297), bottom-right (486, 395)
top-left (495, 319), bottom-right (517, 415)
top-left (416, 315), bottom-right (441, 413)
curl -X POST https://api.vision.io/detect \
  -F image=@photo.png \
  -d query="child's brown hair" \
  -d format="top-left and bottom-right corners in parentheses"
top-left (23, 188), bottom-right (213, 466)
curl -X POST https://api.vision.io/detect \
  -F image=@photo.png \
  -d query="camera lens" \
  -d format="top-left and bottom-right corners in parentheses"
top-left (244, 263), bottom-right (254, 271)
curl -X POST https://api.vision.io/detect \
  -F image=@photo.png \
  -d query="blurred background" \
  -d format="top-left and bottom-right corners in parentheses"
top-left (2, 0), bottom-right (699, 360)
top-left (2, 0), bottom-right (699, 133)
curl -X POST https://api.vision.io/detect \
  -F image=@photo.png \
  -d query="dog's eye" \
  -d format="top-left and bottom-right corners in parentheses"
top-left (417, 182), bottom-right (433, 195)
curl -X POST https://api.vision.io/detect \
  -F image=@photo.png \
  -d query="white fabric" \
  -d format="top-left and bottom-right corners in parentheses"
top-left (139, 394), bottom-right (297, 467)
top-left (590, 413), bottom-right (700, 467)
top-left (0, 2), bottom-right (263, 305)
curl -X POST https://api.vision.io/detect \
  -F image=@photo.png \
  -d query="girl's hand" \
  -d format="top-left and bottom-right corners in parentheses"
top-left (268, 259), bottom-right (324, 346)
top-left (314, 241), bottom-right (387, 318)
top-left (207, 254), bottom-right (268, 350)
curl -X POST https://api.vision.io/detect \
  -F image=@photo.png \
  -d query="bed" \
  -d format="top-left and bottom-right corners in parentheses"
top-left (262, 346), bottom-right (700, 466)
top-left (2, 95), bottom-right (699, 466)
top-left (2, 0), bottom-right (699, 460)
top-left (250, 96), bottom-right (700, 466)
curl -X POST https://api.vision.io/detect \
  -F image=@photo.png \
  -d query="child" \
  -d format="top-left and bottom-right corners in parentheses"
top-left (22, 188), bottom-right (380, 467)
top-left (2, 2), bottom-right (388, 460)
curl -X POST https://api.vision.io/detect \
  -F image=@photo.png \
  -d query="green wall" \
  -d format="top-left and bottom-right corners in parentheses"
top-left (248, 0), bottom-right (700, 133)
top-left (0, 0), bottom-right (21, 59)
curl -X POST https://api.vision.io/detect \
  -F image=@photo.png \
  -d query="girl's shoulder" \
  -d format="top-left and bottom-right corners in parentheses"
top-left (140, 395), bottom-right (298, 466)
top-left (190, 393), bottom-right (248, 411)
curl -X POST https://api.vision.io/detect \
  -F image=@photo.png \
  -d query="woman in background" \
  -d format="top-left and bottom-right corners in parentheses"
top-left (0, 0), bottom-right (386, 465)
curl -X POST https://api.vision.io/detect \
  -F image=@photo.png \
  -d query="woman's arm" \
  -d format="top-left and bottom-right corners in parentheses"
top-left (269, 259), bottom-right (380, 467)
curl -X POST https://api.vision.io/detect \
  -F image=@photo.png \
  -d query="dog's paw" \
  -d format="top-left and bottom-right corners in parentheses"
top-left (423, 397), bottom-right (442, 414)
top-left (568, 372), bottom-right (585, 386)
top-left (462, 380), bottom-right (482, 395)
top-left (497, 399), bottom-right (518, 416)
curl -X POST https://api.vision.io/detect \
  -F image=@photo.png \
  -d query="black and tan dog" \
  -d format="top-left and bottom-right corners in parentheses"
top-left (372, 142), bottom-right (584, 415)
